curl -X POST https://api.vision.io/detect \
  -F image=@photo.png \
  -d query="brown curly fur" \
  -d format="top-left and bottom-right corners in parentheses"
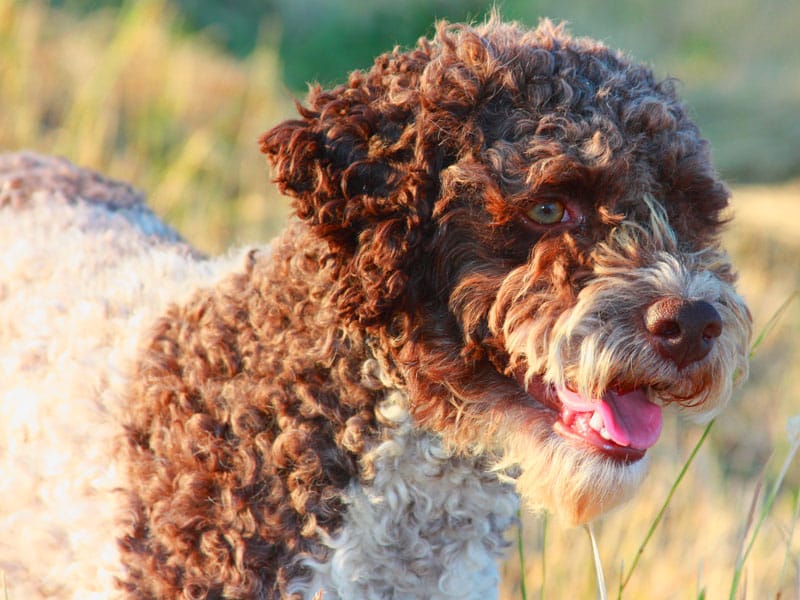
top-left (120, 225), bottom-right (383, 598)
top-left (119, 17), bottom-right (744, 598)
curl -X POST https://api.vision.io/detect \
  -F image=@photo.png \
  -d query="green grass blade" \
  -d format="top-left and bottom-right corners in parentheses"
top-left (749, 290), bottom-right (798, 358)
top-left (540, 512), bottom-right (547, 600)
top-left (732, 461), bottom-right (768, 569)
top-left (777, 489), bottom-right (800, 594)
top-left (618, 420), bottom-right (715, 596)
top-left (516, 509), bottom-right (528, 600)
top-left (730, 436), bottom-right (800, 599)
top-left (728, 289), bottom-right (800, 598)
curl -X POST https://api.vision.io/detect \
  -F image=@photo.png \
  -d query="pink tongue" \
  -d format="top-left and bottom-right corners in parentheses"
top-left (556, 386), bottom-right (663, 450)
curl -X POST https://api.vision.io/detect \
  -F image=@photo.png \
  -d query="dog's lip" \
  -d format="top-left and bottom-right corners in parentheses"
top-left (555, 385), bottom-right (663, 450)
top-left (552, 417), bottom-right (647, 462)
top-left (519, 374), bottom-right (661, 463)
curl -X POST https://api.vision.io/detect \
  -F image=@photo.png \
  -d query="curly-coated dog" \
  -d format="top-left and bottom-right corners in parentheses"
top-left (0, 17), bottom-right (751, 600)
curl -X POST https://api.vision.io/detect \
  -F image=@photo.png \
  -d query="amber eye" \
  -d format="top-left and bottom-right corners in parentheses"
top-left (526, 200), bottom-right (566, 225)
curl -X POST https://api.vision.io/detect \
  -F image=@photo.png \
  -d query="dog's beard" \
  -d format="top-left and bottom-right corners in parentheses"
top-left (494, 405), bottom-right (651, 524)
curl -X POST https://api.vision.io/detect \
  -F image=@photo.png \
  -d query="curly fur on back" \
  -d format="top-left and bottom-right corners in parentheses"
top-left (1, 16), bottom-right (751, 600)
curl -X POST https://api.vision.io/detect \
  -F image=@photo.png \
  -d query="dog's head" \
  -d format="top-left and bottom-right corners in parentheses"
top-left (261, 18), bottom-right (752, 524)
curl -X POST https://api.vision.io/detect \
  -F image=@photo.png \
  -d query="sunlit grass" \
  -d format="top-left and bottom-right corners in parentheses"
top-left (0, 0), bottom-right (292, 253)
top-left (586, 523), bottom-right (607, 600)
top-left (777, 489), bottom-right (800, 592)
top-left (730, 412), bottom-right (800, 598)
top-left (616, 420), bottom-right (716, 598)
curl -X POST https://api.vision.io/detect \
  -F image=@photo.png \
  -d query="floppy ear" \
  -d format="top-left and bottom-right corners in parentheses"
top-left (260, 45), bottom-right (444, 328)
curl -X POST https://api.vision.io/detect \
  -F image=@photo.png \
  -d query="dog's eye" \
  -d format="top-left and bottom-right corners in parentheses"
top-left (526, 200), bottom-right (566, 225)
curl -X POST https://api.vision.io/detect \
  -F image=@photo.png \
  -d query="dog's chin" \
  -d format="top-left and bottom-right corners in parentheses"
top-left (492, 375), bottom-right (658, 525)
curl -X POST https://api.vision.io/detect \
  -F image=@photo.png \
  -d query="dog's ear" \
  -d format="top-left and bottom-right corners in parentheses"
top-left (260, 47), bottom-right (447, 328)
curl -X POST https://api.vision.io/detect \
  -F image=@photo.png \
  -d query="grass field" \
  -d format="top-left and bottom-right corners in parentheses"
top-left (2, 0), bottom-right (798, 597)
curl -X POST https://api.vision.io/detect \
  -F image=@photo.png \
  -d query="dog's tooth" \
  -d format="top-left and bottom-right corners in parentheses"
top-left (589, 411), bottom-right (604, 432)
top-left (600, 427), bottom-right (612, 441)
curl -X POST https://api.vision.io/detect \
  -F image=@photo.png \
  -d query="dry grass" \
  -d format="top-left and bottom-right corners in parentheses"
top-left (0, 0), bottom-right (292, 253)
top-left (2, 0), bottom-right (798, 597)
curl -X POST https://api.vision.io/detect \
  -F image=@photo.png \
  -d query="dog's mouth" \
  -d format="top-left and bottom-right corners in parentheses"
top-left (523, 376), bottom-right (663, 463)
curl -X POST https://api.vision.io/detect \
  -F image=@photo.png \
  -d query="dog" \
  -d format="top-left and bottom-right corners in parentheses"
top-left (0, 17), bottom-right (751, 600)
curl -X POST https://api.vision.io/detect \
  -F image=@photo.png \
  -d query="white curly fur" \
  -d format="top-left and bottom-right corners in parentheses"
top-left (292, 362), bottom-right (518, 600)
top-left (0, 164), bottom-right (246, 598)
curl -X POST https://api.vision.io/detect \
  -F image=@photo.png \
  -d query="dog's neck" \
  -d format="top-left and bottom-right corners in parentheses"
top-left (290, 356), bottom-right (519, 599)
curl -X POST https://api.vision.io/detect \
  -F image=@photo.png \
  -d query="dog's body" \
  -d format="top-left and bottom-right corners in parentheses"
top-left (1, 18), bottom-right (750, 600)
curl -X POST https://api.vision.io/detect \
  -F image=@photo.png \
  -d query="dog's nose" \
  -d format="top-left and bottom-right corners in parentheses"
top-left (645, 298), bottom-right (722, 369)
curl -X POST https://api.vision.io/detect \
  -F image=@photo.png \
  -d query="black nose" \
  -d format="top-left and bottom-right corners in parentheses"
top-left (645, 298), bottom-right (722, 369)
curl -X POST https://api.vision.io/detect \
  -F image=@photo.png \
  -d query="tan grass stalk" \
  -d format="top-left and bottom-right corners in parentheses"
top-left (586, 523), bottom-right (608, 600)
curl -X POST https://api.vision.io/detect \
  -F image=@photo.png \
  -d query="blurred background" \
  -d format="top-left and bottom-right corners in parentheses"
top-left (1, 0), bottom-right (798, 597)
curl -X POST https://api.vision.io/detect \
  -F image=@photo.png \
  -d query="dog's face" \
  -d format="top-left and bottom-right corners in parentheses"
top-left (262, 19), bottom-right (752, 524)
